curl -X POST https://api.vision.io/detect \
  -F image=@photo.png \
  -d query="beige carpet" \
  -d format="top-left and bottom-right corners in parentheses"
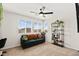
top-left (4, 42), bottom-right (79, 56)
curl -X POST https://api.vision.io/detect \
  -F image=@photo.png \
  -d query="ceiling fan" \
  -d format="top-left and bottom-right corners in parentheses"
top-left (30, 6), bottom-right (53, 17)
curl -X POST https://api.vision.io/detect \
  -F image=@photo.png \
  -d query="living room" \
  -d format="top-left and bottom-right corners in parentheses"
top-left (0, 3), bottom-right (79, 56)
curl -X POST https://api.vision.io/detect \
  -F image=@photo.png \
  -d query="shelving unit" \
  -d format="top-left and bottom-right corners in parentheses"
top-left (51, 20), bottom-right (64, 47)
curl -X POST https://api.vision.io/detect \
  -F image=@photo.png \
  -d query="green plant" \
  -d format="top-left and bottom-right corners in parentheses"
top-left (0, 3), bottom-right (3, 22)
top-left (55, 20), bottom-right (64, 27)
top-left (59, 21), bottom-right (64, 27)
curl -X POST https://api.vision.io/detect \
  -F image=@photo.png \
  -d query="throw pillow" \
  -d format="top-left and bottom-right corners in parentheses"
top-left (27, 35), bottom-right (34, 40)
top-left (22, 35), bottom-right (28, 40)
top-left (33, 34), bottom-right (38, 39)
top-left (38, 34), bottom-right (42, 39)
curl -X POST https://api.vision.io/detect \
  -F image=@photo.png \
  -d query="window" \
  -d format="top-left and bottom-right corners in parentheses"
top-left (33, 22), bottom-right (43, 33)
top-left (38, 23), bottom-right (43, 32)
top-left (33, 22), bottom-right (38, 32)
top-left (19, 19), bottom-right (47, 33)
top-left (44, 23), bottom-right (48, 32)
top-left (26, 21), bottom-right (32, 33)
top-left (19, 20), bottom-right (26, 33)
top-left (19, 20), bottom-right (32, 33)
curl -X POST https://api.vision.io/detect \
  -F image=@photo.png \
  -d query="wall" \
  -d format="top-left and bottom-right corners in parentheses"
top-left (64, 4), bottom-right (79, 50)
top-left (1, 10), bottom-right (43, 49)
top-left (45, 3), bottom-right (79, 50)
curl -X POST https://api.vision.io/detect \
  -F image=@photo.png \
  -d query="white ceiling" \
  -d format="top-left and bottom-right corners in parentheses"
top-left (2, 3), bottom-right (69, 20)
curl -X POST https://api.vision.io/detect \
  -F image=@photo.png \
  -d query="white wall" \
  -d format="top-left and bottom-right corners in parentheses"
top-left (45, 3), bottom-right (79, 50)
top-left (1, 10), bottom-right (43, 49)
top-left (1, 11), bottom-right (20, 49)
top-left (64, 4), bottom-right (79, 50)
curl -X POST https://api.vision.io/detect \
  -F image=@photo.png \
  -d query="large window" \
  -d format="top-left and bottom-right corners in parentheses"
top-left (19, 20), bottom-right (26, 33)
top-left (44, 23), bottom-right (48, 32)
top-left (19, 20), bottom-right (32, 33)
top-left (26, 21), bottom-right (32, 33)
top-left (38, 23), bottom-right (43, 32)
top-left (19, 19), bottom-right (48, 33)
top-left (33, 22), bottom-right (43, 33)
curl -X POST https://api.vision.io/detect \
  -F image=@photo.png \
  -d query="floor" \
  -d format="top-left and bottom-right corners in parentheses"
top-left (4, 42), bottom-right (79, 56)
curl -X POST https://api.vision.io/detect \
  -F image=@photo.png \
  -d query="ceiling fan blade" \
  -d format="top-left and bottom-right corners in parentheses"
top-left (30, 11), bottom-right (35, 13)
top-left (30, 11), bottom-right (39, 15)
top-left (39, 12), bottom-right (53, 14)
top-left (43, 12), bottom-right (53, 14)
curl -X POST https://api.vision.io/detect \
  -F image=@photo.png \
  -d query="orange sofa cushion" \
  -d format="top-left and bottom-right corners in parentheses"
top-left (27, 34), bottom-right (34, 40)
top-left (38, 34), bottom-right (42, 39)
top-left (27, 34), bottom-right (39, 40)
top-left (33, 34), bottom-right (38, 39)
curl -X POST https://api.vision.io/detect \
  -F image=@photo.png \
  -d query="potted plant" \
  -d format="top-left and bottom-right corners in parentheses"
top-left (59, 21), bottom-right (64, 27)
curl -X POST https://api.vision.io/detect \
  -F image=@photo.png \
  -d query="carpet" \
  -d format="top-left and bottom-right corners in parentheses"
top-left (4, 42), bottom-right (78, 56)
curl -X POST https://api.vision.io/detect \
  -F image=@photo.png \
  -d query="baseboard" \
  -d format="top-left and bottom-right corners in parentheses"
top-left (1, 44), bottom-right (20, 50)
top-left (64, 44), bottom-right (79, 51)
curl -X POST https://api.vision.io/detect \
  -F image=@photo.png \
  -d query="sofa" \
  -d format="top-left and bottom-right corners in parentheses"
top-left (20, 34), bottom-right (45, 49)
